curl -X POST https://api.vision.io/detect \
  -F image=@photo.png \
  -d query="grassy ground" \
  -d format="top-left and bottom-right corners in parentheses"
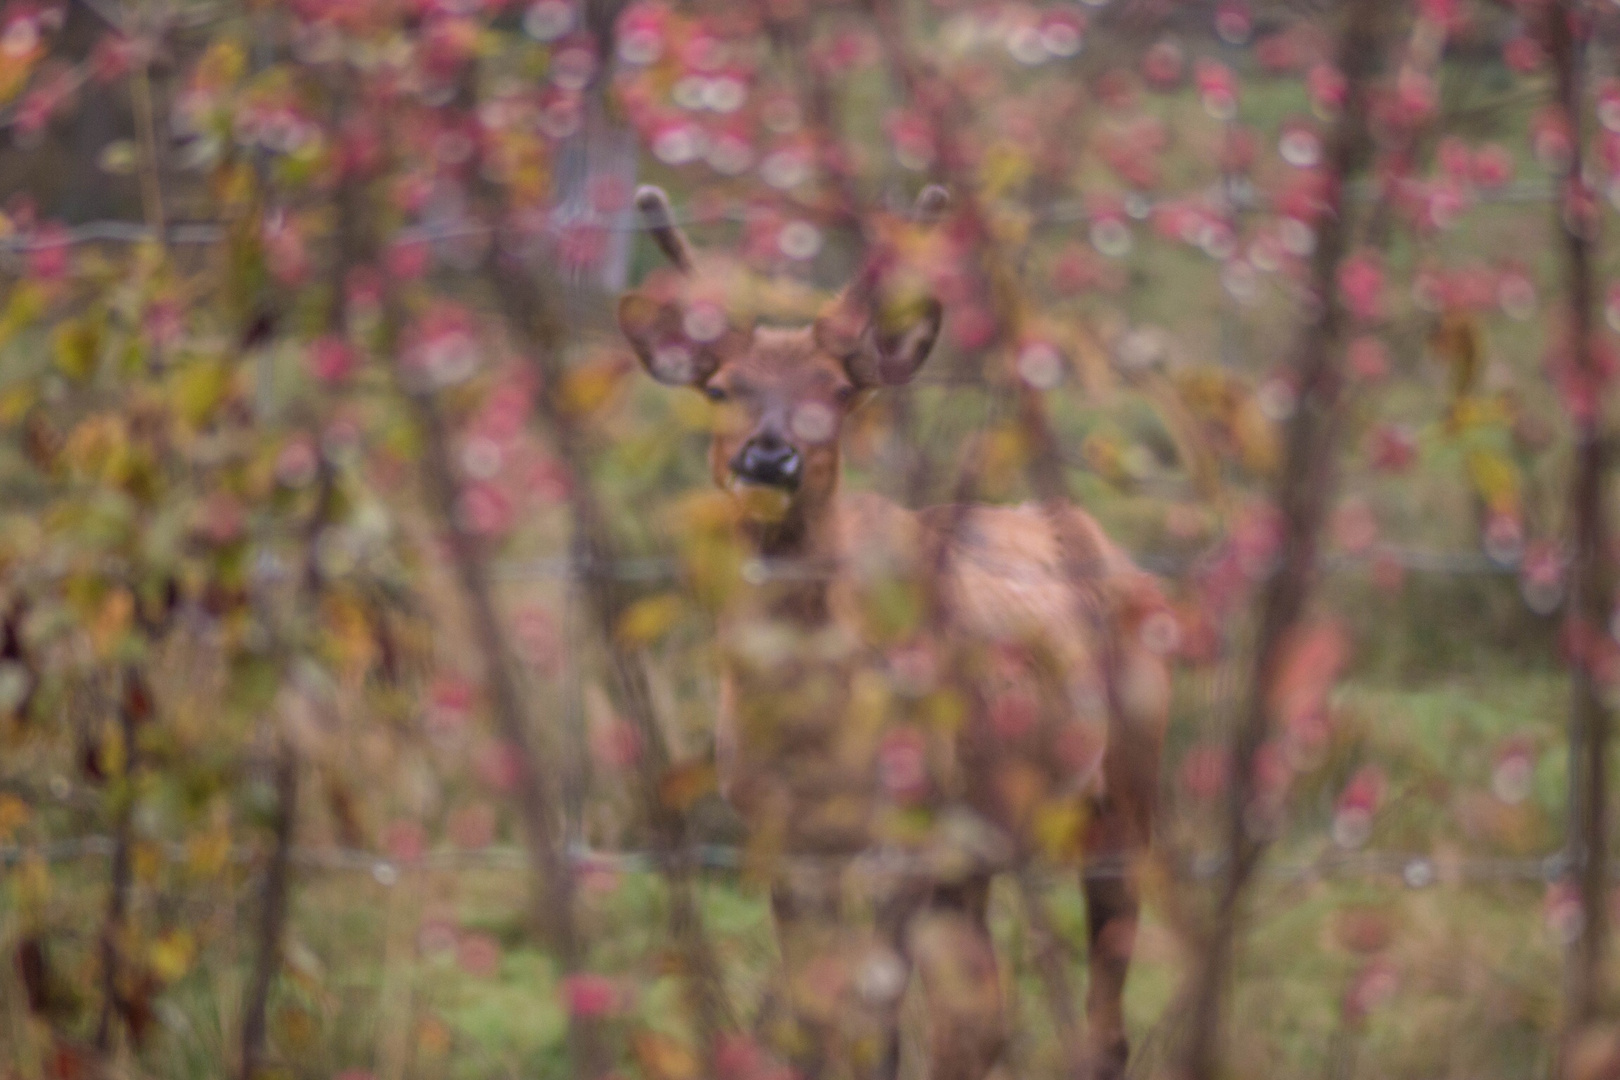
top-left (2, 665), bottom-right (1584, 1079)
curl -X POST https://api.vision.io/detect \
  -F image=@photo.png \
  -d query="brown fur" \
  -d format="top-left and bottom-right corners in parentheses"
top-left (620, 187), bottom-right (1169, 1080)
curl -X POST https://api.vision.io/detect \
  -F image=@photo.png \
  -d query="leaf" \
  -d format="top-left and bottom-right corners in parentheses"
top-left (88, 588), bottom-right (134, 659)
top-left (417, 1016), bottom-right (453, 1058)
top-left (169, 359), bottom-right (230, 426)
top-left (0, 383), bottom-right (36, 425)
top-left (0, 280), bottom-right (45, 345)
top-left (616, 593), bottom-right (684, 646)
top-left (559, 357), bottom-right (629, 415)
top-left (1466, 448), bottom-right (1520, 513)
top-left (52, 318), bottom-right (102, 382)
top-left (273, 1003), bottom-right (318, 1050)
top-left (185, 823), bottom-right (231, 879)
top-left (658, 761), bottom-right (716, 811)
top-left (1032, 798), bottom-right (1089, 862)
top-left (147, 929), bottom-right (195, 982)
top-left (634, 1031), bottom-right (702, 1080)
top-left (0, 792), bottom-right (29, 841)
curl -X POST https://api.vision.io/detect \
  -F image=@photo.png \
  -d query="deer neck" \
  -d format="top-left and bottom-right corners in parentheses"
top-left (735, 485), bottom-right (843, 625)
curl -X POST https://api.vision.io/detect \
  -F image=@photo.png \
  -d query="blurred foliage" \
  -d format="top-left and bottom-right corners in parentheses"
top-left (1, 0), bottom-right (1620, 1076)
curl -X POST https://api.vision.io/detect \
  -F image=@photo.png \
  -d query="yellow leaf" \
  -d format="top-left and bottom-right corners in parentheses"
top-left (979, 141), bottom-right (1032, 200)
top-left (196, 39), bottom-right (246, 89)
top-left (924, 688), bottom-right (967, 734)
top-left (274, 1003), bottom-right (318, 1050)
top-left (12, 852), bottom-right (51, 915)
top-left (659, 761), bottom-right (717, 811)
top-left (1232, 398), bottom-right (1280, 475)
top-left (90, 587), bottom-right (134, 658)
top-left (981, 426), bottom-right (1028, 492)
top-left (185, 824), bottom-right (232, 879)
top-left (99, 717), bottom-right (127, 777)
top-left (0, 281), bottom-right (45, 345)
top-left (133, 842), bottom-right (163, 883)
top-left (1032, 799), bottom-right (1089, 863)
top-left (52, 318), bottom-right (101, 381)
top-left (633, 1031), bottom-right (701, 1080)
top-left (559, 360), bottom-right (628, 415)
top-left (322, 591), bottom-right (377, 677)
top-left (994, 761), bottom-right (1046, 826)
top-left (1466, 449), bottom-right (1520, 513)
top-left (170, 359), bottom-right (230, 426)
top-left (1082, 432), bottom-right (1126, 482)
top-left (1449, 395), bottom-right (1507, 432)
top-left (616, 593), bottom-right (684, 645)
top-left (0, 793), bottom-right (30, 841)
top-left (417, 1016), bottom-right (453, 1058)
top-left (149, 929), bottom-right (196, 982)
top-left (0, 384), bottom-right (36, 425)
top-left (732, 483), bottom-right (794, 523)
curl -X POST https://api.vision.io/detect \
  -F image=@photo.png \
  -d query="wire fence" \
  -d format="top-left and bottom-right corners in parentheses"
top-left (0, 180), bottom-right (1569, 254)
top-left (0, 834), bottom-right (1582, 888)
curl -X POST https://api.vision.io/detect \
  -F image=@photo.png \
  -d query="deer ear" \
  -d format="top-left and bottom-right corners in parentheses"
top-left (618, 293), bottom-right (719, 387)
top-left (815, 295), bottom-right (942, 389)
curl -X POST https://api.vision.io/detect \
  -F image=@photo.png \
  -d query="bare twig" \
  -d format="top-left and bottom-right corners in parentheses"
top-left (394, 354), bottom-right (612, 1079)
top-left (482, 250), bottom-right (736, 1056)
top-left (94, 668), bottom-right (144, 1057)
top-left (1178, 1), bottom-right (1390, 1076)
top-left (238, 749), bottom-right (297, 1080)
top-left (1544, 0), bottom-right (1613, 1045)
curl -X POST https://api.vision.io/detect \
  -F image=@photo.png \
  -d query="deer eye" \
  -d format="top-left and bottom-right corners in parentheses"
top-left (703, 384), bottom-right (728, 403)
top-left (834, 385), bottom-right (858, 405)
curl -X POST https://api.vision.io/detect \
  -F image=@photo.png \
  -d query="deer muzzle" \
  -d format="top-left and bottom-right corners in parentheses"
top-left (731, 434), bottom-right (803, 491)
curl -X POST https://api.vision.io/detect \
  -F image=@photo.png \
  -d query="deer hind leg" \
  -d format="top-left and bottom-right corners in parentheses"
top-left (1082, 829), bottom-right (1140, 1080)
top-left (904, 874), bottom-right (1005, 1080)
top-left (1082, 733), bottom-right (1159, 1080)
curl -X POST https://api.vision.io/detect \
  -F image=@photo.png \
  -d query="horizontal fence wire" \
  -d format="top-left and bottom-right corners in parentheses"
top-left (0, 181), bottom-right (1564, 253)
top-left (0, 835), bottom-right (1576, 888)
top-left (491, 545), bottom-right (1524, 584)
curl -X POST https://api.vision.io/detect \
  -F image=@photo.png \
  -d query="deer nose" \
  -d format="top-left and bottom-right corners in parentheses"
top-left (732, 434), bottom-right (802, 490)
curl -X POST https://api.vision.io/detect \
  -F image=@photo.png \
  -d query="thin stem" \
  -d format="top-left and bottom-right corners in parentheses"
top-left (238, 749), bottom-right (297, 1080)
top-left (1178, 1), bottom-right (1388, 1076)
top-left (399, 367), bottom-right (610, 1079)
top-left (94, 669), bottom-right (142, 1056)
top-left (129, 54), bottom-right (165, 236)
top-left (481, 248), bottom-right (735, 1058)
top-left (1545, 0), bottom-right (1612, 1043)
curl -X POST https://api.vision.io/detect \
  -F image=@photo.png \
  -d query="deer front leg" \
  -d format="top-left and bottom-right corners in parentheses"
top-left (1083, 638), bottom-right (1166, 1080)
top-left (906, 874), bottom-right (1006, 1080)
top-left (760, 870), bottom-right (912, 1080)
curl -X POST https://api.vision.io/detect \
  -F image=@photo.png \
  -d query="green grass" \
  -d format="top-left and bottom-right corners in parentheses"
top-left (4, 666), bottom-right (1592, 1080)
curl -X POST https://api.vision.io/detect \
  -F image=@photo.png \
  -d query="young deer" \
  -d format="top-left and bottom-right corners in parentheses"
top-left (618, 186), bottom-right (1171, 1080)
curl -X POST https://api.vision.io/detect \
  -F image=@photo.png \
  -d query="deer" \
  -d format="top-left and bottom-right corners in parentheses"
top-left (617, 185), bottom-right (1172, 1080)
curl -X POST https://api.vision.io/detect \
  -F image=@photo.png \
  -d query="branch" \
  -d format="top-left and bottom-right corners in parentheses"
top-left (238, 750), bottom-right (297, 1080)
top-left (392, 351), bottom-right (612, 1078)
top-left (1544, 0), bottom-right (1613, 1046)
top-left (1178, 1), bottom-right (1390, 1076)
top-left (482, 248), bottom-right (736, 1059)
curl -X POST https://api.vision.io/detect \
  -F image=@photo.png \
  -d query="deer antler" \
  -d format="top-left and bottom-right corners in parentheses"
top-left (634, 186), bottom-right (696, 274)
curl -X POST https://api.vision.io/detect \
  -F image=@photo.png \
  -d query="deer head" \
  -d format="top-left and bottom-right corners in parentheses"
top-left (618, 187), bottom-right (947, 538)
